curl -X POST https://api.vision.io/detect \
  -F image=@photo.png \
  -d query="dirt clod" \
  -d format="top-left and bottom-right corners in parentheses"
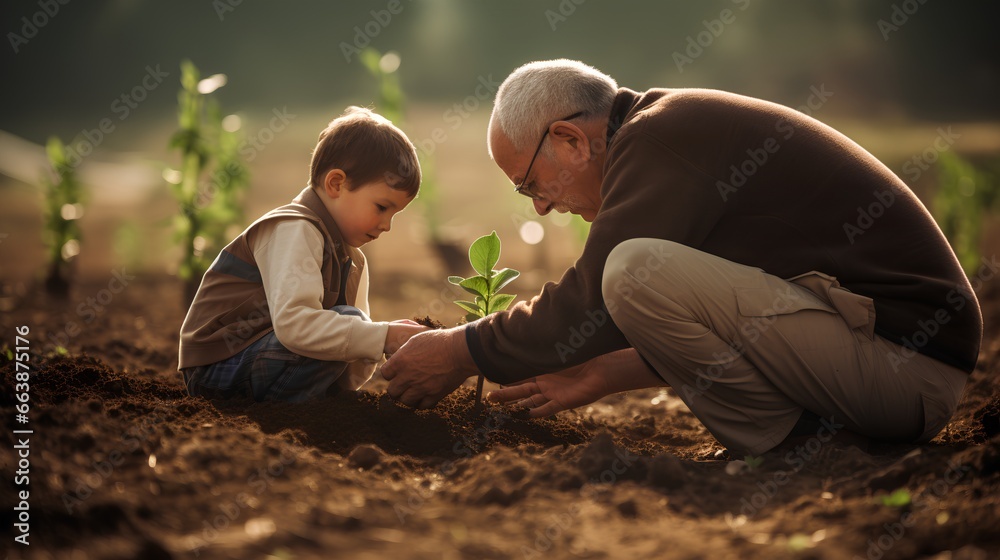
top-left (412, 315), bottom-right (446, 329)
top-left (646, 453), bottom-right (686, 490)
top-left (348, 444), bottom-right (385, 469)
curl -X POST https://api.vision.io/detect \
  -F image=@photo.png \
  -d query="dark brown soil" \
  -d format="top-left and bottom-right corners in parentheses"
top-left (1, 274), bottom-right (998, 559)
top-left (412, 316), bottom-right (447, 329)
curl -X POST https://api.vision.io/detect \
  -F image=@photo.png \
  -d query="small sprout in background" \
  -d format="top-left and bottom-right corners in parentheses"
top-left (786, 532), bottom-right (818, 551)
top-left (359, 48), bottom-right (403, 124)
top-left (878, 488), bottom-right (912, 508)
top-left (449, 231), bottom-right (520, 406)
top-left (360, 47), bottom-right (466, 272)
top-left (932, 151), bottom-right (1000, 276)
top-left (3, 345), bottom-right (13, 361)
top-left (168, 60), bottom-right (250, 304)
top-left (724, 460), bottom-right (749, 476)
top-left (744, 455), bottom-right (764, 470)
top-left (41, 137), bottom-right (85, 297)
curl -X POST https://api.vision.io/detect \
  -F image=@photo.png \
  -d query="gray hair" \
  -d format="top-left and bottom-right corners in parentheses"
top-left (488, 59), bottom-right (618, 157)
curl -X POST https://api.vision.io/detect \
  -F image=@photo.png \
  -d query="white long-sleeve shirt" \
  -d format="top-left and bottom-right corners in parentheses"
top-left (250, 218), bottom-right (389, 389)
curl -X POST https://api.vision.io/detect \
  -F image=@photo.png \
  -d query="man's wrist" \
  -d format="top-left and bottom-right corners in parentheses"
top-left (448, 326), bottom-right (480, 376)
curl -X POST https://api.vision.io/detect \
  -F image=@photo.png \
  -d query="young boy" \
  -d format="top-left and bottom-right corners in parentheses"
top-left (177, 107), bottom-right (427, 402)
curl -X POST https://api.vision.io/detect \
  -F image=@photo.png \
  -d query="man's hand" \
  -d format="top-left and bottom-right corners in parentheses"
top-left (381, 327), bottom-right (479, 409)
top-left (384, 320), bottom-right (430, 356)
top-left (488, 349), bottom-right (664, 417)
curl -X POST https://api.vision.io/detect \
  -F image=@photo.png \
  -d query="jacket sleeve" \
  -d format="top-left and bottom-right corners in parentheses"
top-left (467, 126), bottom-right (727, 384)
top-left (252, 219), bottom-right (389, 363)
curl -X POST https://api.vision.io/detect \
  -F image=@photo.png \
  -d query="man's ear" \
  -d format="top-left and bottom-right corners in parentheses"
top-left (323, 169), bottom-right (347, 199)
top-left (552, 122), bottom-right (591, 162)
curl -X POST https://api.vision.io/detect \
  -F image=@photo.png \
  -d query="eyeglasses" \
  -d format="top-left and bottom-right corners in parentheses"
top-left (513, 111), bottom-right (584, 200)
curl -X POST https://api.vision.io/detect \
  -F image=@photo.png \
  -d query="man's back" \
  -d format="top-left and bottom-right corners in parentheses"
top-left (604, 87), bottom-right (982, 371)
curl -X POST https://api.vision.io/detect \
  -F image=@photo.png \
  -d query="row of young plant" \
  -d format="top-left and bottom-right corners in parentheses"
top-left (41, 51), bottom-right (473, 303)
top-left (36, 56), bottom-right (1000, 315)
top-left (40, 60), bottom-right (249, 303)
top-left (37, 52), bottom-right (518, 404)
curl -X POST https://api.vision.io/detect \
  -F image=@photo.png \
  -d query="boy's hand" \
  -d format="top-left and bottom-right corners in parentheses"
top-left (384, 322), bottom-right (429, 356)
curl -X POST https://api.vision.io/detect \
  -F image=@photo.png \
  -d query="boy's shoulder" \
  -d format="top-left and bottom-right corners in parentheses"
top-left (241, 202), bottom-right (325, 250)
top-left (251, 200), bottom-right (327, 235)
top-left (261, 200), bottom-right (321, 222)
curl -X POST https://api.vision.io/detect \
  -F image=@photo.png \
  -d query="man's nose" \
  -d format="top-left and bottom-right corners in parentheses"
top-left (532, 198), bottom-right (551, 216)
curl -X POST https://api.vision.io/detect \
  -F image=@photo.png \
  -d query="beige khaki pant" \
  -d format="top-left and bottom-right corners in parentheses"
top-left (602, 238), bottom-right (968, 455)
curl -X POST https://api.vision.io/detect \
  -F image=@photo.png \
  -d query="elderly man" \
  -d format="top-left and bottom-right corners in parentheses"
top-left (381, 60), bottom-right (982, 456)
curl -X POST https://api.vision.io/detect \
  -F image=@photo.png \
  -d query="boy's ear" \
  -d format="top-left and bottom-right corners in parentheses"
top-left (322, 169), bottom-right (347, 199)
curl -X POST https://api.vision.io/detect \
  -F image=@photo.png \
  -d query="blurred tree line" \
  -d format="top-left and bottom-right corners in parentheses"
top-left (2, 0), bottom-right (998, 139)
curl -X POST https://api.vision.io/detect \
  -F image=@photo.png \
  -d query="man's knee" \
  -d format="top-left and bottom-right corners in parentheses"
top-left (602, 238), bottom-right (684, 311)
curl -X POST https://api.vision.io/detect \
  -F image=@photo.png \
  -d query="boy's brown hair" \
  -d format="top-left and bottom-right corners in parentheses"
top-left (309, 106), bottom-right (420, 196)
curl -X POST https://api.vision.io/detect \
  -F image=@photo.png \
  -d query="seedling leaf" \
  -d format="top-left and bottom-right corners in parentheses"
top-left (489, 293), bottom-right (516, 313)
top-left (448, 231), bottom-right (520, 407)
top-left (489, 268), bottom-right (520, 293)
top-left (469, 231), bottom-right (500, 278)
top-left (459, 276), bottom-right (489, 299)
top-left (454, 300), bottom-right (483, 317)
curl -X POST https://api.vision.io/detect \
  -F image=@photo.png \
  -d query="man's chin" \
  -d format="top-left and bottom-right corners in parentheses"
top-left (562, 205), bottom-right (598, 222)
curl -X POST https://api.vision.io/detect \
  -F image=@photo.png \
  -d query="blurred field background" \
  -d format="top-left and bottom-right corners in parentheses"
top-left (2, 0), bottom-right (999, 324)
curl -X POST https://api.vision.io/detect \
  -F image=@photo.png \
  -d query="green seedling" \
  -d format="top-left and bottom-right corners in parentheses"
top-left (743, 455), bottom-right (764, 470)
top-left (359, 48), bottom-right (403, 124)
top-left (786, 533), bottom-right (816, 552)
top-left (878, 488), bottom-right (912, 508)
top-left (168, 60), bottom-right (249, 304)
top-left (360, 48), bottom-right (463, 270)
top-left (448, 231), bottom-right (520, 406)
top-left (41, 137), bottom-right (85, 297)
top-left (932, 151), bottom-right (1000, 276)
